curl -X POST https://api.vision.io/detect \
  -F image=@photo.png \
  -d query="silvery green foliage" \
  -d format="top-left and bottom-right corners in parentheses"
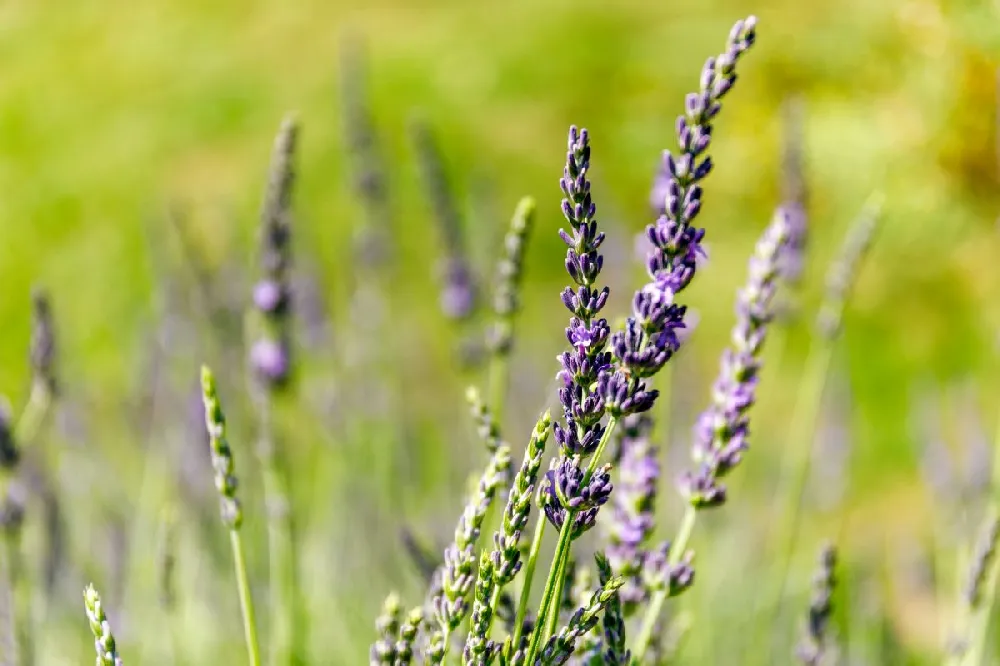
top-left (84, 585), bottom-right (122, 666)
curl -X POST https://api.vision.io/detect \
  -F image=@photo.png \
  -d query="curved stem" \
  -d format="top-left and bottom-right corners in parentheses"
top-left (632, 506), bottom-right (697, 661)
top-left (230, 530), bottom-right (262, 666)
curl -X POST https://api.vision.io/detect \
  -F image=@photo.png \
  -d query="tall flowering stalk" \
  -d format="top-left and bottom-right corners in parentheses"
top-left (763, 194), bottom-right (882, 644)
top-left (634, 208), bottom-right (789, 659)
top-left (949, 513), bottom-right (1000, 666)
top-left (250, 115), bottom-right (306, 666)
top-left (201, 366), bottom-right (261, 666)
top-left (411, 117), bottom-right (478, 322)
top-left (524, 127), bottom-right (620, 664)
top-left (427, 444), bottom-right (512, 664)
top-left (487, 197), bottom-right (537, 424)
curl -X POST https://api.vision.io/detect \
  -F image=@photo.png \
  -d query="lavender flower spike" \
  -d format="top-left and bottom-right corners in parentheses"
top-left (251, 115), bottom-right (298, 388)
top-left (536, 569), bottom-right (625, 666)
top-left (680, 207), bottom-right (790, 509)
top-left (29, 288), bottom-right (58, 397)
top-left (411, 117), bottom-right (478, 321)
top-left (83, 584), bottom-right (123, 666)
top-left (370, 592), bottom-right (402, 665)
top-left (602, 413), bottom-right (657, 613)
top-left (795, 543), bottom-right (837, 666)
top-left (816, 193), bottom-right (882, 340)
top-left (428, 444), bottom-right (512, 662)
top-left (610, 15), bottom-right (759, 420)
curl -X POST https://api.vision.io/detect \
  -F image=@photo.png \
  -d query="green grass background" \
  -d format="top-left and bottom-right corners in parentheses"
top-left (1, 0), bottom-right (999, 663)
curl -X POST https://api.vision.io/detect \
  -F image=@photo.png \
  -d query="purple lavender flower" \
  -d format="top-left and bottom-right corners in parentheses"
top-left (29, 288), bottom-right (58, 396)
top-left (251, 116), bottom-right (298, 389)
top-left (543, 126), bottom-right (621, 536)
top-left (602, 414), bottom-right (657, 612)
top-left (411, 118), bottom-right (478, 322)
top-left (679, 208), bottom-right (790, 508)
top-left (612, 16), bottom-right (758, 419)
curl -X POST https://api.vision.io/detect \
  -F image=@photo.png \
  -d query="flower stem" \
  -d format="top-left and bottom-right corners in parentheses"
top-left (230, 529), bottom-right (262, 666)
top-left (524, 518), bottom-right (573, 664)
top-left (512, 515), bottom-right (547, 649)
top-left (632, 505), bottom-right (697, 660)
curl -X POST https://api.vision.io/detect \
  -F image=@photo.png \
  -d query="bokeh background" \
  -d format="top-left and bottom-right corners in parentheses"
top-left (1, 0), bottom-right (1000, 663)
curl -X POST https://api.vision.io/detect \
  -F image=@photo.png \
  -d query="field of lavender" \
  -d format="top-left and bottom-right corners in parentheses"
top-left (1, 1), bottom-right (999, 664)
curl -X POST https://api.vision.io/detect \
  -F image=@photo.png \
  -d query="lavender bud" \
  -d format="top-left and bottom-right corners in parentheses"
top-left (29, 288), bottom-right (57, 396)
top-left (795, 543), bottom-right (837, 666)
top-left (463, 552), bottom-right (497, 666)
top-left (817, 194), bottom-right (882, 340)
top-left (370, 592), bottom-right (402, 665)
top-left (964, 514), bottom-right (999, 609)
top-left (466, 386), bottom-right (503, 453)
top-left (411, 117), bottom-right (478, 321)
top-left (83, 584), bottom-right (123, 666)
top-left (394, 606), bottom-right (423, 666)
top-left (681, 209), bottom-right (789, 509)
top-left (0, 399), bottom-right (17, 471)
top-left (594, 553), bottom-right (629, 666)
top-left (491, 412), bottom-right (551, 586)
top-left (199, 366), bottom-right (243, 529)
top-left (537, 572), bottom-right (625, 665)
top-left (488, 197), bottom-right (537, 355)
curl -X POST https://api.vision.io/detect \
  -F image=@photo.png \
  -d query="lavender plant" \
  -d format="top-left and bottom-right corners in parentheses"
top-left (633, 208), bottom-right (789, 658)
top-left (410, 117), bottom-right (478, 322)
top-left (487, 197), bottom-right (537, 422)
top-left (948, 513), bottom-right (1000, 666)
top-left (251, 114), bottom-right (306, 666)
top-left (200, 365), bottom-right (261, 666)
top-left (764, 194), bottom-right (883, 637)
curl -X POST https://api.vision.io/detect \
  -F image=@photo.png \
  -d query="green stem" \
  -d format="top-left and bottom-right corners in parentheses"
top-left (230, 529), bottom-right (262, 666)
top-left (632, 505), bottom-right (697, 661)
top-left (525, 518), bottom-right (573, 664)
top-left (525, 415), bottom-right (619, 662)
top-left (488, 352), bottom-right (509, 429)
top-left (257, 393), bottom-right (303, 666)
top-left (760, 338), bottom-right (833, 658)
top-left (512, 515), bottom-right (547, 649)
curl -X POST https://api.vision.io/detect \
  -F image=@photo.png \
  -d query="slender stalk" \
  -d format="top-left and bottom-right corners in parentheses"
top-left (256, 394), bottom-right (300, 666)
top-left (230, 530), bottom-right (262, 666)
top-left (525, 518), bottom-right (573, 664)
top-left (512, 516), bottom-right (547, 649)
top-left (957, 407), bottom-right (1000, 666)
top-left (632, 506), bottom-right (696, 661)
top-left (526, 416), bottom-right (619, 662)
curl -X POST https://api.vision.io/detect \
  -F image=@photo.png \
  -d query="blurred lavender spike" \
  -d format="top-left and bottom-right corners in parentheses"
top-left (680, 207), bottom-right (790, 508)
top-left (796, 543), bottom-right (837, 665)
top-left (816, 194), bottom-right (883, 340)
top-left (777, 96), bottom-right (809, 291)
top-left (410, 116), bottom-right (478, 321)
top-left (602, 413), bottom-right (658, 614)
top-left (963, 514), bottom-right (1000, 609)
top-left (370, 592), bottom-right (402, 665)
top-left (340, 36), bottom-right (392, 267)
top-left (29, 288), bottom-right (58, 398)
top-left (251, 114), bottom-right (298, 389)
top-left (487, 197), bottom-right (537, 359)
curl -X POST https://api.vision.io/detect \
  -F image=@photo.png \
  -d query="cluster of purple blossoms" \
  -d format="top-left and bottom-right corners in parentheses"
top-left (680, 208), bottom-right (790, 508)
top-left (538, 127), bottom-right (620, 537)
top-left (251, 117), bottom-right (298, 388)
